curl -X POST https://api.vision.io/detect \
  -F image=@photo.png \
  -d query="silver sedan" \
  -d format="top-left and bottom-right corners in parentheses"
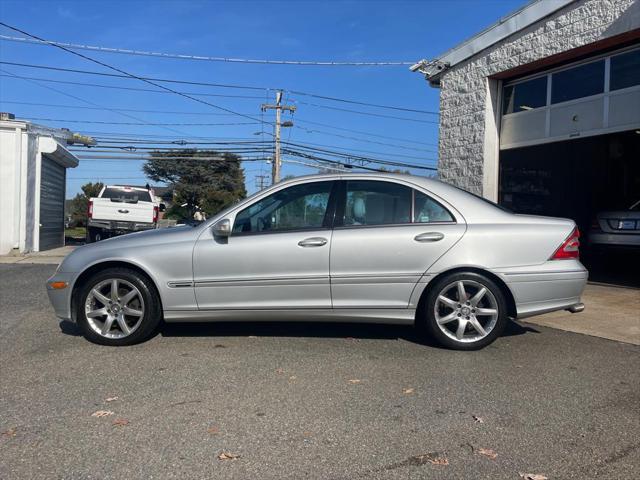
top-left (47, 173), bottom-right (587, 350)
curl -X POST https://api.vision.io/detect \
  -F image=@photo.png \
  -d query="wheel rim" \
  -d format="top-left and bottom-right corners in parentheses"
top-left (84, 278), bottom-right (145, 339)
top-left (434, 280), bottom-right (499, 343)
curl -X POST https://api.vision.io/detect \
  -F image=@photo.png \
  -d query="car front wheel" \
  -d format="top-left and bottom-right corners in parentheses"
top-left (422, 272), bottom-right (508, 350)
top-left (76, 268), bottom-right (161, 346)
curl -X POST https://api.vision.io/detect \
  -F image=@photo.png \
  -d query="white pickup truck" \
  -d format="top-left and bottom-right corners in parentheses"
top-left (87, 185), bottom-right (163, 242)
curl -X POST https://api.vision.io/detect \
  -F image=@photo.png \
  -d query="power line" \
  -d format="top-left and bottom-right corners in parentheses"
top-left (293, 124), bottom-right (437, 153)
top-left (0, 100), bottom-right (259, 116)
top-left (291, 100), bottom-right (437, 124)
top-left (0, 60), bottom-right (270, 91)
top-left (0, 23), bottom-right (271, 125)
top-left (0, 34), bottom-right (415, 66)
top-left (0, 73), bottom-right (267, 99)
top-left (282, 139), bottom-right (437, 160)
top-left (0, 67), bottom-right (191, 137)
top-left (19, 116), bottom-right (261, 126)
top-left (0, 99), bottom-right (437, 149)
top-left (294, 118), bottom-right (437, 147)
top-left (0, 60), bottom-right (437, 114)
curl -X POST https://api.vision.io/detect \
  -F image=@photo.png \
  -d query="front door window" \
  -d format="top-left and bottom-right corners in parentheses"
top-left (233, 181), bottom-right (333, 234)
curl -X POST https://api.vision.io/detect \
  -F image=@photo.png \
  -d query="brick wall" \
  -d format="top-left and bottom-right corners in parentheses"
top-left (437, 0), bottom-right (638, 195)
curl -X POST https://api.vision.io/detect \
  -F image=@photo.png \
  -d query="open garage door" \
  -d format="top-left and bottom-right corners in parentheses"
top-left (499, 130), bottom-right (640, 286)
top-left (39, 156), bottom-right (66, 251)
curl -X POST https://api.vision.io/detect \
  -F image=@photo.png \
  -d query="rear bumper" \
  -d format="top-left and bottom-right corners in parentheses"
top-left (588, 232), bottom-right (640, 247)
top-left (88, 219), bottom-right (156, 232)
top-left (497, 262), bottom-right (588, 319)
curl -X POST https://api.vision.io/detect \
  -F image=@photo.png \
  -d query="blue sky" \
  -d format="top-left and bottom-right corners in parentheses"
top-left (0, 0), bottom-right (524, 197)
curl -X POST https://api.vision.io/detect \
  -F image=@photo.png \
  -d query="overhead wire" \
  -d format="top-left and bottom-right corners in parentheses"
top-left (0, 60), bottom-right (437, 114)
top-left (0, 34), bottom-right (415, 66)
top-left (0, 23), bottom-right (272, 125)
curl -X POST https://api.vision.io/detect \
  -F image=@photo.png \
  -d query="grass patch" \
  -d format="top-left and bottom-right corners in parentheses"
top-left (65, 227), bottom-right (86, 238)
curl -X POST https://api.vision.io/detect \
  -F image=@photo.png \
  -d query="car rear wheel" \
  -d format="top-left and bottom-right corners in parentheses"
top-left (421, 272), bottom-right (508, 350)
top-left (76, 268), bottom-right (161, 346)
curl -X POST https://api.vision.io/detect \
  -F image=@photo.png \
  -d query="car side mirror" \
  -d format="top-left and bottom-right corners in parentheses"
top-left (212, 218), bottom-right (231, 237)
top-left (159, 203), bottom-right (166, 212)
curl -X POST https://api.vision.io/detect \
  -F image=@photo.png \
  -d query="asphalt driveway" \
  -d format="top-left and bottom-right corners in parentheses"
top-left (0, 264), bottom-right (638, 479)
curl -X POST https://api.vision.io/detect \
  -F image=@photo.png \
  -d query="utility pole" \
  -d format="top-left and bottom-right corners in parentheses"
top-left (255, 174), bottom-right (270, 191)
top-left (261, 91), bottom-right (296, 184)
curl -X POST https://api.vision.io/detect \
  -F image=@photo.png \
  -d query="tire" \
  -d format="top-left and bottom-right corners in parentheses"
top-left (76, 267), bottom-right (162, 346)
top-left (86, 227), bottom-right (105, 243)
top-left (420, 272), bottom-right (508, 351)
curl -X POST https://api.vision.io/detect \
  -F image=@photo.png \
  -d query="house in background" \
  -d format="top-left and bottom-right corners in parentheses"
top-left (416, 0), bottom-right (639, 234)
top-left (0, 113), bottom-right (87, 254)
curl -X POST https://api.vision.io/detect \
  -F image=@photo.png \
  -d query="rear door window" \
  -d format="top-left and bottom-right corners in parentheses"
top-left (342, 180), bottom-right (412, 226)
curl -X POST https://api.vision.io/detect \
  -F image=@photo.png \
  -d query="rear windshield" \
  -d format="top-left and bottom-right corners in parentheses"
top-left (102, 188), bottom-right (152, 203)
top-left (449, 185), bottom-right (513, 213)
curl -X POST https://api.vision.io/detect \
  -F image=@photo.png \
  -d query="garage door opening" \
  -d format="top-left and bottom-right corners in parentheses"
top-left (499, 130), bottom-right (640, 286)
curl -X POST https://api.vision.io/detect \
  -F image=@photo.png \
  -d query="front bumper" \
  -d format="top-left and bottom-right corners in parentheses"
top-left (46, 271), bottom-right (78, 321)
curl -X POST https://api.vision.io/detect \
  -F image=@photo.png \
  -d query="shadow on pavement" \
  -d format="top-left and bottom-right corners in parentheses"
top-left (157, 319), bottom-right (538, 346)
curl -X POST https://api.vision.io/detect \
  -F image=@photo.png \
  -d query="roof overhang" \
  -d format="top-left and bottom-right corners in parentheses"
top-left (426, 0), bottom-right (575, 85)
top-left (38, 136), bottom-right (79, 168)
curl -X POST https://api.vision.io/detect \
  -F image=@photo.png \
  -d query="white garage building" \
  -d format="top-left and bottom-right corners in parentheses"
top-left (0, 115), bottom-right (81, 255)
top-left (416, 0), bottom-right (639, 235)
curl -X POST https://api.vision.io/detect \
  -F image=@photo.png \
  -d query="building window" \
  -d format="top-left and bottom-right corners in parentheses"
top-left (502, 76), bottom-right (547, 114)
top-left (610, 49), bottom-right (640, 91)
top-left (551, 60), bottom-right (605, 104)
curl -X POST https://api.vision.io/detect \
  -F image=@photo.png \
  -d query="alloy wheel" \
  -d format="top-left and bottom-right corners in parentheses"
top-left (84, 278), bottom-right (145, 339)
top-left (434, 280), bottom-right (499, 343)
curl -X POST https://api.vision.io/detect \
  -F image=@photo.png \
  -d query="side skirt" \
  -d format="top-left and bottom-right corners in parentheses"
top-left (164, 308), bottom-right (416, 325)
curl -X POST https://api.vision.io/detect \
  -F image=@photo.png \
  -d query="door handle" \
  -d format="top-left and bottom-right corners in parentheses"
top-left (118, 209), bottom-right (129, 214)
top-left (414, 232), bottom-right (444, 242)
top-left (298, 237), bottom-right (328, 247)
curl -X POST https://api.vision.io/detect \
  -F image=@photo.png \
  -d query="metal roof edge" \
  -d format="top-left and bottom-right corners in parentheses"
top-left (428, 0), bottom-right (575, 81)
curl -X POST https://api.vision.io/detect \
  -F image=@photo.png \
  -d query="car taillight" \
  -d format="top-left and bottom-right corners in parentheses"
top-left (550, 228), bottom-right (580, 260)
top-left (88, 200), bottom-right (93, 219)
top-left (153, 205), bottom-right (158, 223)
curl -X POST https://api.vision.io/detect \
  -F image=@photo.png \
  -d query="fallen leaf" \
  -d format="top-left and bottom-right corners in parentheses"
top-left (472, 415), bottom-right (484, 423)
top-left (409, 452), bottom-right (449, 466)
top-left (519, 474), bottom-right (548, 480)
top-left (478, 448), bottom-right (497, 460)
top-left (248, 335), bottom-right (257, 339)
top-left (91, 410), bottom-right (114, 418)
top-left (275, 368), bottom-right (284, 374)
top-left (207, 426), bottom-right (220, 434)
top-left (214, 344), bottom-right (226, 348)
top-left (105, 396), bottom-right (118, 402)
top-left (289, 375), bottom-right (297, 380)
top-left (1, 427), bottom-right (17, 437)
top-left (402, 388), bottom-right (415, 395)
top-left (112, 418), bottom-right (129, 427)
top-left (348, 379), bottom-right (362, 384)
top-left (218, 452), bottom-right (240, 460)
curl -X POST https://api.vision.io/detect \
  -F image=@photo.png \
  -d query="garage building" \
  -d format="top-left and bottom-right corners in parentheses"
top-left (416, 0), bottom-right (639, 281)
top-left (0, 114), bottom-right (81, 255)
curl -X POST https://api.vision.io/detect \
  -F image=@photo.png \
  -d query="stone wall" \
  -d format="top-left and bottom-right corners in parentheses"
top-left (437, 0), bottom-right (638, 195)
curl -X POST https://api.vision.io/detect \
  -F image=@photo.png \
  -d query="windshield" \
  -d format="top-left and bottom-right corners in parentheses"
top-left (630, 200), bottom-right (640, 211)
top-left (102, 187), bottom-right (152, 203)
